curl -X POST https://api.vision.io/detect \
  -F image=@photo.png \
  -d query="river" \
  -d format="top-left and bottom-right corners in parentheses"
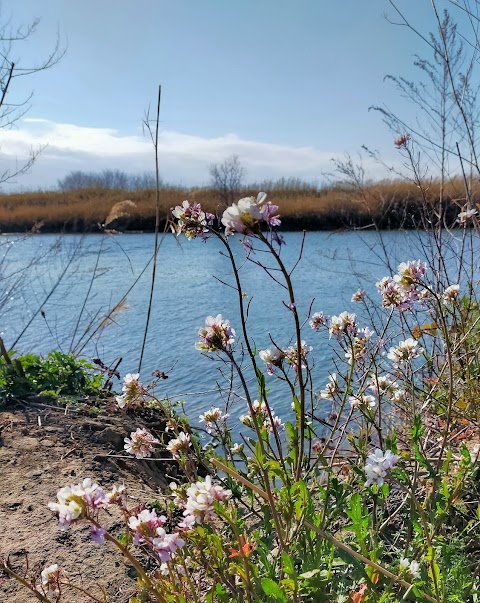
top-left (0, 228), bottom-right (471, 424)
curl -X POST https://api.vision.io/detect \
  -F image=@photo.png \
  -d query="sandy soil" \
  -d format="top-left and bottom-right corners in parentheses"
top-left (0, 401), bottom-right (177, 602)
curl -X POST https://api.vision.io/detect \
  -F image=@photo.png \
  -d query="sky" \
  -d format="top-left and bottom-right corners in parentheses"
top-left (0, 0), bottom-right (462, 190)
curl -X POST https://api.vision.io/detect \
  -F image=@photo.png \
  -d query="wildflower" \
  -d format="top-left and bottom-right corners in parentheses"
top-left (152, 529), bottom-right (185, 562)
top-left (345, 327), bottom-right (374, 364)
top-left (263, 413), bottom-right (285, 434)
top-left (284, 340), bottom-right (313, 371)
top-left (259, 347), bottom-right (283, 374)
top-left (442, 284), bottom-right (459, 304)
top-left (329, 312), bottom-right (357, 339)
top-left (395, 260), bottom-right (426, 287)
top-left (90, 526), bottom-right (107, 544)
top-left (178, 513), bottom-right (196, 529)
top-left (387, 338), bottom-right (423, 367)
top-left (309, 311), bottom-right (329, 331)
top-left (166, 432), bottom-right (191, 459)
top-left (457, 207), bottom-right (478, 224)
top-left (231, 443), bottom-right (244, 455)
top-left (172, 200), bottom-right (214, 240)
top-left (319, 373), bottom-right (339, 400)
top-left (169, 482), bottom-right (187, 507)
top-left (221, 192), bottom-right (281, 235)
top-left (229, 534), bottom-right (255, 558)
top-left (48, 478), bottom-right (108, 530)
top-left (106, 484), bottom-right (125, 504)
top-left (128, 508), bottom-right (167, 545)
top-left (195, 314), bottom-right (235, 352)
top-left (349, 393), bottom-right (376, 410)
top-left (364, 449), bottom-right (399, 487)
top-left (184, 476), bottom-right (232, 522)
top-left (368, 374), bottom-right (398, 396)
top-left (399, 558), bottom-right (421, 579)
top-left (199, 407), bottom-right (228, 433)
top-left (394, 133), bottom-right (411, 149)
top-left (392, 388), bottom-right (407, 404)
top-left (40, 564), bottom-right (60, 592)
top-left (124, 428), bottom-right (159, 459)
top-left (116, 373), bottom-right (142, 409)
top-left (351, 289), bottom-right (366, 303)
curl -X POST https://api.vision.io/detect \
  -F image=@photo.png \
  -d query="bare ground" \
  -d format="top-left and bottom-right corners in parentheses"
top-left (0, 401), bottom-right (177, 602)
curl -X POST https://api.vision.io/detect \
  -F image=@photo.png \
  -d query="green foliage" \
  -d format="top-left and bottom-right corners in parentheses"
top-left (0, 350), bottom-right (105, 402)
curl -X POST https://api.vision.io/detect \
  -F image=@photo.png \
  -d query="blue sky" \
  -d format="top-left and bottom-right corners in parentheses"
top-left (0, 0), bottom-right (456, 189)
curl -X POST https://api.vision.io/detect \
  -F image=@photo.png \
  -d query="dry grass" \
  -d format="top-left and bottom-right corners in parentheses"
top-left (0, 177), bottom-right (474, 232)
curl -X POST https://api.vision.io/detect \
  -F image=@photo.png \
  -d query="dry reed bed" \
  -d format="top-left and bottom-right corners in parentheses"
top-left (0, 178), bottom-right (474, 232)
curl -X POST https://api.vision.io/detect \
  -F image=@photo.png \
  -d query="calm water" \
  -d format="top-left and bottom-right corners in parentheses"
top-left (0, 229), bottom-right (471, 423)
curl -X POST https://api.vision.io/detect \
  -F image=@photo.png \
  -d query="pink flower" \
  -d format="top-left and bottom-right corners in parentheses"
top-left (394, 133), bottom-right (411, 149)
top-left (351, 289), bottom-right (366, 303)
top-left (196, 314), bottom-right (235, 352)
top-left (172, 200), bottom-right (214, 240)
top-left (128, 508), bottom-right (167, 545)
top-left (124, 428), bottom-right (159, 459)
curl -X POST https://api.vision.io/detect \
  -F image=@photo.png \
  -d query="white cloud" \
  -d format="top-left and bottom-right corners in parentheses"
top-left (0, 118), bottom-right (392, 190)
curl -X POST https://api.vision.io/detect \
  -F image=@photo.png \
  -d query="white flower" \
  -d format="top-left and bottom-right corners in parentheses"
top-left (221, 192), bottom-right (267, 235)
top-left (231, 443), bottom-right (244, 455)
top-left (349, 393), bottom-right (376, 409)
top-left (166, 432), bottom-right (191, 459)
top-left (40, 564), bottom-right (60, 591)
top-left (259, 347), bottom-right (283, 374)
top-left (351, 289), bottom-right (366, 303)
top-left (116, 373), bottom-right (141, 408)
top-left (284, 340), bottom-right (312, 371)
top-left (442, 284), bottom-right (459, 304)
top-left (368, 374), bottom-right (398, 396)
top-left (319, 373), bottom-right (339, 400)
top-left (457, 207), bottom-right (478, 224)
top-left (395, 260), bottom-right (426, 287)
top-left (364, 449), bottom-right (399, 487)
top-left (184, 476), bottom-right (231, 521)
top-left (199, 407), bottom-right (228, 433)
top-left (329, 312), bottom-right (357, 339)
top-left (399, 558), bottom-right (420, 579)
top-left (387, 338), bottom-right (423, 367)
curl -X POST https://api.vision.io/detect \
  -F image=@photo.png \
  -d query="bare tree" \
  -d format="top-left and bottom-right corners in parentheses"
top-left (0, 11), bottom-right (65, 186)
top-left (209, 154), bottom-right (245, 206)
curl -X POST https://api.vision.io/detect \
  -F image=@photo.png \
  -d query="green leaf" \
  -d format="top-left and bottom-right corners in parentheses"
top-left (261, 578), bottom-right (287, 602)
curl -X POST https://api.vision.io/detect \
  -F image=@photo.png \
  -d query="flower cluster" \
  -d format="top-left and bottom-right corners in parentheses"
top-left (180, 476), bottom-right (232, 524)
top-left (376, 261), bottom-right (427, 310)
top-left (442, 284), bottom-right (459, 304)
top-left (124, 428), bottom-right (159, 459)
top-left (48, 478), bottom-right (113, 531)
top-left (351, 289), bottom-right (366, 303)
top-left (239, 399), bottom-right (284, 433)
top-left (221, 192), bottom-right (281, 236)
top-left (364, 449), bottom-right (399, 487)
top-left (394, 133), bottom-right (411, 149)
top-left (199, 407), bottom-right (229, 433)
top-left (172, 200), bottom-right (214, 240)
top-left (166, 432), bottom-right (191, 459)
top-left (399, 557), bottom-right (421, 579)
top-left (329, 312), bottom-right (358, 340)
top-left (349, 392), bottom-right (376, 410)
top-left (367, 374), bottom-right (399, 397)
top-left (309, 311), bottom-right (330, 331)
top-left (319, 373), bottom-right (339, 400)
top-left (128, 508), bottom-right (185, 563)
top-left (116, 373), bottom-right (142, 409)
top-left (387, 337), bottom-right (423, 368)
top-left (344, 327), bottom-right (375, 365)
top-left (457, 207), bottom-right (478, 225)
top-left (196, 314), bottom-right (235, 352)
top-left (283, 340), bottom-right (313, 372)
